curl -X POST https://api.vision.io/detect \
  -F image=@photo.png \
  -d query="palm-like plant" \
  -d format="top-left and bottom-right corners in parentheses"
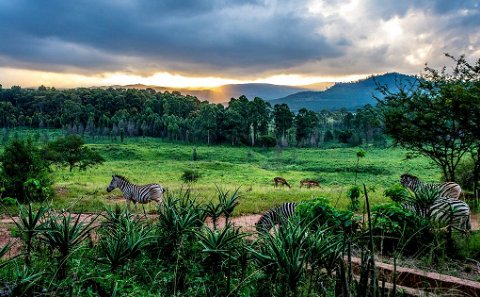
top-left (204, 201), bottom-right (223, 229)
top-left (4, 265), bottom-right (44, 296)
top-left (0, 242), bottom-right (12, 269)
top-left (13, 203), bottom-right (48, 266)
top-left (41, 212), bottom-right (97, 279)
top-left (217, 186), bottom-right (241, 225)
top-left (195, 223), bottom-right (248, 296)
top-left (95, 216), bottom-right (151, 272)
top-left (154, 191), bottom-right (206, 260)
top-left (250, 219), bottom-right (309, 297)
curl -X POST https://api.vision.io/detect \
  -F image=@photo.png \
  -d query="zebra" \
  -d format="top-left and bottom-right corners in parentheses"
top-left (255, 202), bottom-right (297, 233)
top-left (399, 197), bottom-right (471, 233)
top-left (400, 174), bottom-right (462, 200)
top-left (106, 175), bottom-right (165, 215)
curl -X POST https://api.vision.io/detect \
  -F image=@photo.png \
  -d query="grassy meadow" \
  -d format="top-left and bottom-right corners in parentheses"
top-left (1, 129), bottom-right (442, 215)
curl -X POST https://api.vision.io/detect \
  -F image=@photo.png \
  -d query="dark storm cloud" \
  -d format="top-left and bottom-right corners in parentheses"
top-left (0, 0), bottom-right (478, 77)
top-left (0, 0), bottom-right (341, 75)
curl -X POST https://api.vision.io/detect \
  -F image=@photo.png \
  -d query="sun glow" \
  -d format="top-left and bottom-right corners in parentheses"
top-left (0, 67), bottom-right (370, 89)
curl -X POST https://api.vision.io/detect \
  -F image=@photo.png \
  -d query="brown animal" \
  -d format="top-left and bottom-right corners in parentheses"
top-left (300, 180), bottom-right (320, 188)
top-left (274, 177), bottom-right (291, 188)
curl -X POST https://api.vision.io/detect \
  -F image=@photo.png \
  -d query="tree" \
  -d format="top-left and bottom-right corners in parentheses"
top-left (44, 135), bottom-right (104, 172)
top-left (273, 104), bottom-right (294, 142)
top-left (295, 108), bottom-right (319, 146)
top-left (379, 54), bottom-right (480, 182)
top-left (0, 138), bottom-right (52, 202)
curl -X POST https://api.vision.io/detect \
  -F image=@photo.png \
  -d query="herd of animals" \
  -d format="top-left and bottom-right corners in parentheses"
top-left (106, 173), bottom-right (472, 234)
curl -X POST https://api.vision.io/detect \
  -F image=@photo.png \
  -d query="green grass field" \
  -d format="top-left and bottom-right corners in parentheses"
top-left (1, 129), bottom-right (443, 215)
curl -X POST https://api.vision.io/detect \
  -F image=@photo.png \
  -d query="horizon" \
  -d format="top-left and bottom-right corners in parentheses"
top-left (0, 1), bottom-right (479, 89)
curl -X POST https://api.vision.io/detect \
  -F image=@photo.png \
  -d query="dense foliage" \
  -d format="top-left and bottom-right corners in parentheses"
top-left (0, 85), bottom-right (385, 147)
top-left (379, 55), bottom-right (480, 189)
top-left (0, 138), bottom-right (53, 202)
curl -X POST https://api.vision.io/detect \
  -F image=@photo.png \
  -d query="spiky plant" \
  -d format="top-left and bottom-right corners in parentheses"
top-left (250, 219), bottom-right (310, 297)
top-left (0, 242), bottom-right (12, 269)
top-left (13, 203), bottom-right (48, 266)
top-left (95, 215), bottom-right (151, 272)
top-left (204, 200), bottom-right (223, 229)
top-left (195, 223), bottom-right (248, 296)
top-left (41, 212), bottom-right (97, 279)
top-left (216, 186), bottom-right (241, 225)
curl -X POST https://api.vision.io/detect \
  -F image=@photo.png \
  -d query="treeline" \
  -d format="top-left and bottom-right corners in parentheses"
top-left (0, 85), bottom-right (385, 147)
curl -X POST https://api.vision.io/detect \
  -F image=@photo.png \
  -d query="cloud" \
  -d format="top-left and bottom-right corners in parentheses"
top-left (0, 0), bottom-right (478, 80)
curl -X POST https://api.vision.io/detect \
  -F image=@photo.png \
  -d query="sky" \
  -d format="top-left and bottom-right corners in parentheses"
top-left (0, 0), bottom-right (479, 88)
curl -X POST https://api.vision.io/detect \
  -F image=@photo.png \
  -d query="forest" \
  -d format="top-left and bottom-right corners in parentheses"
top-left (0, 85), bottom-right (385, 148)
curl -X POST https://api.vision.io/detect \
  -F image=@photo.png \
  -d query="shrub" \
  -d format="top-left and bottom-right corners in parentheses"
top-left (371, 203), bottom-right (432, 255)
top-left (256, 135), bottom-right (277, 147)
top-left (0, 138), bottom-right (52, 202)
top-left (455, 158), bottom-right (477, 191)
top-left (384, 184), bottom-right (410, 202)
top-left (0, 197), bottom-right (17, 206)
top-left (181, 169), bottom-right (200, 183)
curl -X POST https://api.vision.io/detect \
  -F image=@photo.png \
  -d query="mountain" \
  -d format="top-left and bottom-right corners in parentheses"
top-left (99, 82), bottom-right (334, 103)
top-left (270, 73), bottom-right (416, 111)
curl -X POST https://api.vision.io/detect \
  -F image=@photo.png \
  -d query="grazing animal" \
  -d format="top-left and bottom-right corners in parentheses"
top-left (400, 197), bottom-right (471, 232)
top-left (256, 202), bottom-right (297, 233)
top-left (400, 174), bottom-right (462, 200)
top-left (274, 177), bottom-right (291, 188)
top-left (107, 175), bottom-right (164, 215)
top-left (300, 180), bottom-right (320, 188)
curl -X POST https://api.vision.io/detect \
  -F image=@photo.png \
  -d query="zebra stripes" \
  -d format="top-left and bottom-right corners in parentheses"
top-left (256, 202), bottom-right (297, 233)
top-left (429, 197), bottom-right (471, 231)
top-left (400, 174), bottom-right (462, 199)
top-left (107, 175), bottom-right (164, 213)
top-left (399, 174), bottom-right (470, 232)
top-left (400, 198), bottom-right (471, 232)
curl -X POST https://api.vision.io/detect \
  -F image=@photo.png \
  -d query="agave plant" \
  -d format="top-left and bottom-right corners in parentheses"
top-left (0, 242), bottom-right (12, 269)
top-left (13, 203), bottom-right (48, 266)
top-left (2, 265), bottom-right (44, 297)
top-left (101, 204), bottom-right (134, 234)
top-left (195, 223), bottom-right (248, 296)
top-left (41, 211), bottom-right (97, 279)
top-left (95, 215), bottom-right (151, 272)
top-left (153, 190), bottom-right (206, 260)
top-left (250, 219), bottom-right (310, 297)
top-left (216, 186), bottom-right (241, 225)
top-left (204, 200), bottom-right (223, 229)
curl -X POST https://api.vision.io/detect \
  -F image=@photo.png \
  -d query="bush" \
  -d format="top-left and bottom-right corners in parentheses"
top-left (0, 138), bottom-right (53, 202)
top-left (296, 197), bottom-right (360, 234)
top-left (0, 197), bottom-right (17, 206)
top-left (384, 184), bottom-right (410, 202)
top-left (455, 158), bottom-right (477, 191)
top-left (371, 203), bottom-right (433, 255)
top-left (181, 169), bottom-right (201, 183)
top-left (256, 135), bottom-right (277, 147)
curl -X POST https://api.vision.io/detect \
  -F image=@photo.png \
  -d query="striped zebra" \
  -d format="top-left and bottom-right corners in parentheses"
top-left (400, 197), bottom-right (471, 232)
top-left (400, 174), bottom-right (462, 200)
top-left (255, 202), bottom-right (297, 233)
top-left (107, 175), bottom-right (165, 215)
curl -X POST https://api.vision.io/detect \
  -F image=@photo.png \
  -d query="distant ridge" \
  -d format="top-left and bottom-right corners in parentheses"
top-left (269, 73), bottom-right (416, 111)
top-left (97, 82), bottom-right (334, 103)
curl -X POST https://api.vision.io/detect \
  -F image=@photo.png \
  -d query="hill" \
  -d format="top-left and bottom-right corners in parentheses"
top-left (270, 73), bottom-right (416, 111)
top-left (99, 82), bottom-right (334, 103)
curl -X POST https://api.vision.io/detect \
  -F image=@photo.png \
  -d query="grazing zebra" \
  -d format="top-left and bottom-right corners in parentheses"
top-left (400, 197), bottom-right (471, 232)
top-left (256, 202), bottom-right (297, 233)
top-left (107, 175), bottom-right (164, 214)
top-left (400, 174), bottom-right (462, 199)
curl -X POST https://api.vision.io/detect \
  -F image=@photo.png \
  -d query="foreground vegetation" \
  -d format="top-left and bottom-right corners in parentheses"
top-left (0, 186), bottom-right (478, 297)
